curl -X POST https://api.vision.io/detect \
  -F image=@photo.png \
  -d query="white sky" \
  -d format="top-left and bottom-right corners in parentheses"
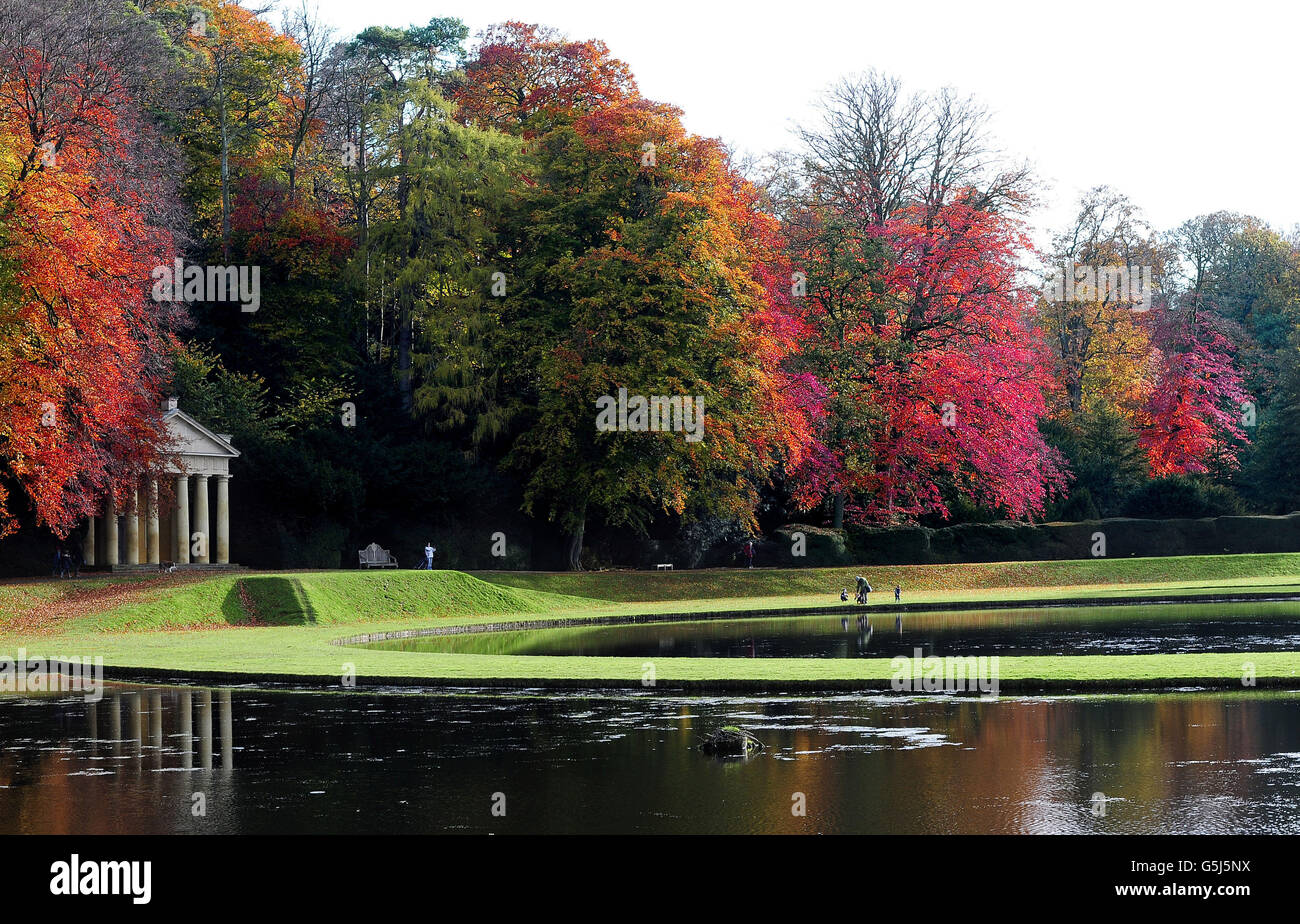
top-left (289, 0), bottom-right (1300, 243)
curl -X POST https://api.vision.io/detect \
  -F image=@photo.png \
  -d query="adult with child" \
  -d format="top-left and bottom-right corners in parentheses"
top-left (855, 575), bottom-right (872, 604)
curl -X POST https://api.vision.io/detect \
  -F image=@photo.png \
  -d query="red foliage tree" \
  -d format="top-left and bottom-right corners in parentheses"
top-left (1138, 301), bottom-right (1251, 475)
top-left (455, 21), bottom-right (637, 130)
top-left (0, 29), bottom-right (182, 537)
top-left (792, 199), bottom-right (1069, 522)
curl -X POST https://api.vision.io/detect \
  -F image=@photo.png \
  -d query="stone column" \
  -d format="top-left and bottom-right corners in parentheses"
top-left (125, 486), bottom-right (140, 565)
top-left (215, 475), bottom-right (230, 564)
top-left (146, 479), bottom-right (160, 565)
top-left (175, 474), bottom-right (190, 564)
top-left (83, 516), bottom-right (96, 567)
top-left (103, 492), bottom-right (118, 567)
top-left (193, 474), bottom-right (210, 564)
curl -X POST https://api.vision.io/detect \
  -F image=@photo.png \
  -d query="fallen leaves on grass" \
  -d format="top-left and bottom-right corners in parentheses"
top-left (0, 573), bottom-right (212, 636)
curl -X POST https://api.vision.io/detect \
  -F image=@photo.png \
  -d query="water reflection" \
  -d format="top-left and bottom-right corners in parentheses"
top-left (1, 684), bottom-right (1298, 834)
top-left (0, 684), bottom-right (234, 834)
top-left (78, 687), bottom-right (233, 773)
top-left (363, 601), bottom-right (1300, 659)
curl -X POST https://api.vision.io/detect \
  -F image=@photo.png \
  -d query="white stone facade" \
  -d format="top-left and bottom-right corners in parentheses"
top-left (82, 398), bottom-right (240, 567)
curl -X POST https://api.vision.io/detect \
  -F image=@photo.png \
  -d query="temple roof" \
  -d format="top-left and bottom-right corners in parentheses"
top-left (161, 399), bottom-right (239, 469)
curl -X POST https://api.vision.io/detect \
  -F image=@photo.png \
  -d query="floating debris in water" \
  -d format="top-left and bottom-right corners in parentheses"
top-left (700, 725), bottom-right (764, 757)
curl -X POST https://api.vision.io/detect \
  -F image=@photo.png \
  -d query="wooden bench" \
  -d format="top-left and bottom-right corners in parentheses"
top-left (656, 563), bottom-right (673, 571)
top-left (358, 543), bottom-right (398, 569)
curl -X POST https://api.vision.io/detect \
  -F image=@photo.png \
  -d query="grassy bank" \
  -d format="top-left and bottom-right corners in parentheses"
top-left (0, 554), bottom-right (1298, 690)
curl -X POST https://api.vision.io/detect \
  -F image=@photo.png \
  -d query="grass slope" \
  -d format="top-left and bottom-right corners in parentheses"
top-left (0, 571), bottom-right (594, 633)
top-left (1, 554), bottom-right (1299, 689)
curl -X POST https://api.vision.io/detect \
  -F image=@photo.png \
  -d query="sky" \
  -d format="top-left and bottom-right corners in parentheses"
top-left (290, 0), bottom-right (1300, 243)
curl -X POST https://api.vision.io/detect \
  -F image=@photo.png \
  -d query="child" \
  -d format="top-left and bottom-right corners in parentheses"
top-left (840, 588), bottom-right (849, 602)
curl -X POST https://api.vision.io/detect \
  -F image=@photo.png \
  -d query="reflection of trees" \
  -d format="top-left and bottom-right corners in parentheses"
top-left (0, 687), bottom-right (1293, 833)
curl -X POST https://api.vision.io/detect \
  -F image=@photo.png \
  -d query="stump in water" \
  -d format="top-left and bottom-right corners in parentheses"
top-left (701, 725), bottom-right (764, 757)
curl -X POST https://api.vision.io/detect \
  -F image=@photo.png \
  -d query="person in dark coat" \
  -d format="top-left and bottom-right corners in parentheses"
top-left (855, 575), bottom-right (872, 604)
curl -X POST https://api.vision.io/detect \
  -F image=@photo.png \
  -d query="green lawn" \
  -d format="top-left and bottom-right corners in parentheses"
top-left (1, 553), bottom-right (1299, 691)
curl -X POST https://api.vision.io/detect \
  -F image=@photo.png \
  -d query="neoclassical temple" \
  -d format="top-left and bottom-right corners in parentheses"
top-left (82, 398), bottom-right (240, 569)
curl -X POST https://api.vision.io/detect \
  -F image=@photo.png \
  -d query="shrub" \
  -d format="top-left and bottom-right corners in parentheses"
top-left (1122, 475), bottom-right (1244, 519)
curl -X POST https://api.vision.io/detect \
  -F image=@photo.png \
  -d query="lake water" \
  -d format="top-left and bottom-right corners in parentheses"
top-left (2, 684), bottom-right (1298, 834)
top-left (358, 601), bottom-right (1300, 659)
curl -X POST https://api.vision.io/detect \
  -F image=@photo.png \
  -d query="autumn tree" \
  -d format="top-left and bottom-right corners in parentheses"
top-left (160, 0), bottom-right (299, 259)
top-left (454, 21), bottom-right (636, 130)
top-left (440, 25), bottom-right (823, 568)
top-left (784, 71), bottom-right (1065, 526)
top-left (0, 0), bottom-right (184, 536)
top-left (1038, 188), bottom-right (1165, 420)
top-left (1168, 212), bottom-right (1300, 405)
top-left (1137, 300), bottom-right (1251, 476)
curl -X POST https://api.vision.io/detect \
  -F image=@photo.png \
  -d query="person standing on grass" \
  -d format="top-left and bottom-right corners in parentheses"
top-left (895, 585), bottom-right (901, 603)
top-left (743, 540), bottom-right (755, 569)
top-left (423, 542), bottom-right (435, 570)
top-left (855, 575), bottom-right (871, 604)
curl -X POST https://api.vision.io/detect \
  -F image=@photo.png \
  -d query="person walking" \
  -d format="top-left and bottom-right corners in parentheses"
top-left (894, 585), bottom-right (901, 603)
top-left (743, 540), bottom-right (755, 569)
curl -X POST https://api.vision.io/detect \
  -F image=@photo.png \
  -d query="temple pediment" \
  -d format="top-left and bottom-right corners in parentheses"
top-left (161, 399), bottom-right (239, 476)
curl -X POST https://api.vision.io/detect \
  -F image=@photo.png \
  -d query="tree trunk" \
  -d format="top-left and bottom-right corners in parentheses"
top-left (218, 69), bottom-right (231, 263)
top-left (564, 517), bottom-right (585, 571)
top-left (832, 492), bottom-right (846, 529)
top-left (395, 117), bottom-right (413, 412)
top-left (398, 300), bottom-right (412, 412)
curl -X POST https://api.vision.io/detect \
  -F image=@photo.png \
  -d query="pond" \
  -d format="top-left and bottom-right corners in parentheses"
top-left (1, 683), bottom-right (1298, 834)
top-left (358, 600), bottom-right (1300, 659)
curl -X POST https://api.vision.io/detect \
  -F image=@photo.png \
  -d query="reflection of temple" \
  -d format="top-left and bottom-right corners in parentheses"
top-left (82, 398), bottom-right (240, 569)
top-left (86, 687), bottom-right (234, 772)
